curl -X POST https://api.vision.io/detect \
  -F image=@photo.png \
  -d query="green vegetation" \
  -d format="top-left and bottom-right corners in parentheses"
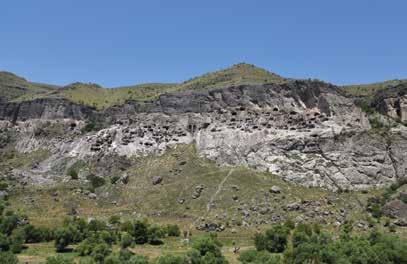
top-left (0, 71), bottom-right (57, 101)
top-left (176, 63), bottom-right (286, 93)
top-left (342, 79), bottom-right (407, 98)
top-left (5, 63), bottom-right (287, 110)
top-left (247, 222), bottom-right (407, 264)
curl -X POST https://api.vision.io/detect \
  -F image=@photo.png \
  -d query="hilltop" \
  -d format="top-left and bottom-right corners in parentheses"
top-left (1, 63), bottom-right (287, 109)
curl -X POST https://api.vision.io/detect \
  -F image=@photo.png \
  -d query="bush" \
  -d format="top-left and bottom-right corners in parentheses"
top-left (120, 232), bottom-right (133, 249)
top-left (87, 174), bottom-right (106, 190)
top-left (155, 254), bottom-right (187, 264)
top-left (0, 232), bottom-right (10, 251)
top-left (91, 242), bottom-right (112, 263)
top-left (23, 224), bottom-right (54, 243)
top-left (190, 235), bottom-right (228, 263)
top-left (239, 249), bottom-right (282, 264)
top-left (147, 224), bottom-right (165, 245)
top-left (0, 251), bottom-right (18, 264)
top-left (10, 230), bottom-right (24, 253)
top-left (109, 215), bottom-right (121, 226)
top-left (165, 224), bottom-right (181, 237)
top-left (68, 168), bottom-right (78, 180)
top-left (54, 228), bottom-right (73, 252)
top-left (254, 224), bottom-right (290, 253)
top-left (133, 220), bottom-right (149, 245)
top-left (46, 255), bottom-right (75, 264)
top-left (0, 212), bottom-right (19, 235)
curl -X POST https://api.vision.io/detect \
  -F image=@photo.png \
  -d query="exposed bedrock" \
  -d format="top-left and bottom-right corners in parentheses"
top-left (2, 80), bottom-right (407, 190)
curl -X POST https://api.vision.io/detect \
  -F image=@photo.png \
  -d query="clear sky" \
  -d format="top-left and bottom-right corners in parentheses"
top-left (1, 0), bottom-right (406, 87)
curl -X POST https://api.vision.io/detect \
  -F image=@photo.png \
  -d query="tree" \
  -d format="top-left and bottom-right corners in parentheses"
top-left (190, 235), bottom-right (228, 264)
top-left (0, 232), bottom-right (10, 251)
top-left (254, 224), bottom-right (290, 253)
top-left (133, 220), bottom-right (148, 244)
top-left (91, 242), bottom-right (112, 263)
top-left (10, 230), bottom-right (24, 253)
top-left (54, 228), bottom-right (73, 252)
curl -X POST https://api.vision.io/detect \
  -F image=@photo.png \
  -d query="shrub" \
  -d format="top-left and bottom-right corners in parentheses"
top-left (0, 251), bottom-right (18, 264)
top-left (239, 249), bottom-right (282, 264)
top-left (120, 232), bottom-right (133, 249)
top-left (46, 255), bottom-right (75, 264)
top-left (0, 232), bottom-right (10, 251)
top-left (68, 168), bottom-right (78, 180)
top-left (165, 224), bottom-right (181, 237)
top-left (155, 254), bottom-right (187, 264)
top-left (54, 228), bottom-right (73, 252)
top-left (0, 213), bottom-right (19, 235)
top-left (254, 224), bottom-right (290, 253)
top-left (190, 235), bottom-right (228, 263)
top-left (23, 224), bottom-right (54, 243)
top-left (9, 230), bottom-right (24, 253)
top-left (147, 224), bottom-right (165, 245)
top-left (87, 174), bottom-right (106, 190)
top-left (109, 215), bottom-right (121, 226)
top-left (133, 220), bottom-right (148, 245)
top-left (91, 242), bottom-right (112, 263)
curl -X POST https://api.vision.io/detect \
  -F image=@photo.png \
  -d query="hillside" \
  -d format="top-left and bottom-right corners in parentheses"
top-left (4, 63), bottom-right (287, 110)
top-left (342, 79), bottom-right (407, 98)
top-left (1, 65), bottom-right (407, 263)
top-left (0, 71), bottom-right (58, 101)
top-left (176, 63), bottom-right (287, 92)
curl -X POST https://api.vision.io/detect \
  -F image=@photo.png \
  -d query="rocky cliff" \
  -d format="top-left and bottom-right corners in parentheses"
top-left (2, 77), bottom-right (406, 191)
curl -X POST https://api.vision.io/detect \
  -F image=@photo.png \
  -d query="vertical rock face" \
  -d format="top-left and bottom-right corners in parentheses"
top-left (372, 83), bottom-right (407, 122)
top-left (2, 80), bottom-right (407, 190)
top-left (0, 98), bottom-right (95, 121)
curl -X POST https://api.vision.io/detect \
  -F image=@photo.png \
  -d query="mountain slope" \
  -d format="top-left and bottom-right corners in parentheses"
top-left (0, 71), bottom-right (58, 101)
top-left (342, 79), bottom-right (407, 98)
top-left (3, 63), bottom-right (287, 110)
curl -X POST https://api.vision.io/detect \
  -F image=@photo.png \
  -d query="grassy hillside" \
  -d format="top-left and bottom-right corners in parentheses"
top-left (176, 63), bottom-right (286, 92)
top-left (342, 79), bottom-right (407, 98)
top-left (0, 71), bottom-right (58, 101)
top-left (7, 63), bottom-right (287, 109)
top-left (7, 144), bottom-right (403, 263)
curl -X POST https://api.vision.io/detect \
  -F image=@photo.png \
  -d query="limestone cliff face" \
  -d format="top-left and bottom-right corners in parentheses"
top-left (372, 83), bottom-right (407, 122)
top-left (1, 80), bottom-right (407, 190)
top-left (0, 98), bottom-right (95, 122)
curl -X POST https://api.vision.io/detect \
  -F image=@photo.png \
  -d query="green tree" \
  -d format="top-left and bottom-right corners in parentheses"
top-left (54, 228), bottom-right (73, 252)
top-left (254, 224), bottom-right (290, 253)
top-left (91, 243), bottom-right (112, 263)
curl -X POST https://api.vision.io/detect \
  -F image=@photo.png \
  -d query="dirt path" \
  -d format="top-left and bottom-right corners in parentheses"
top-left (206, 169), bottom-right (234, 212)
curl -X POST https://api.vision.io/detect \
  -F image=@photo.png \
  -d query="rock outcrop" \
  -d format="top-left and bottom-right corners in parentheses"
top-left (0, 98), bottom-right (95, 122)
top-left (372, 83), bottom-right (407, 122)
top-left (1, 79), bottom-right (407, 191)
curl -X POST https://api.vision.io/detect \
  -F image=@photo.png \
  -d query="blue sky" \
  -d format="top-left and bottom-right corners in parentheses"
top-left (1, 0), bottom-right (406, 87)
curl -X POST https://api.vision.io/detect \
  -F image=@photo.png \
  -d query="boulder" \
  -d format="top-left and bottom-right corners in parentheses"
top-left (270, 186), bottom-right (282, 194)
